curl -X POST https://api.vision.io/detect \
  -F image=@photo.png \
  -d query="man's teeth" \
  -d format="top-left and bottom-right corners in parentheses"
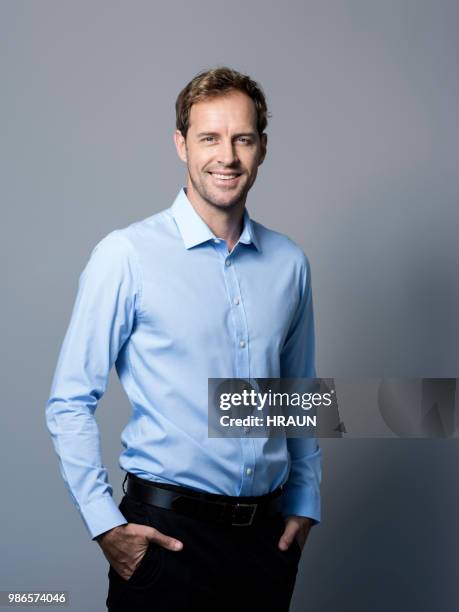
top-left (212, 173), bottom-right (238, 180)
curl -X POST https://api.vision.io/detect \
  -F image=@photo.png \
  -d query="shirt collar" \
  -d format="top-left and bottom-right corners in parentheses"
top-left (170, 187), bottom-right (260, 251)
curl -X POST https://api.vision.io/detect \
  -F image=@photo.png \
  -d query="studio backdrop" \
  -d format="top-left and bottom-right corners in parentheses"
top-left (2, 1), bottom-right (458, 611)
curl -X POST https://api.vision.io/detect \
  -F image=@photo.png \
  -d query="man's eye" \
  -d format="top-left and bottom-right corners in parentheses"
top-left (238, 137), bottom-right (251, 144)
top-left (203, 136), bottom-right (215, 143)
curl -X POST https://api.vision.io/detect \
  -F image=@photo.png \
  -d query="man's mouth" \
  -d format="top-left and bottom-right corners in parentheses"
top-left (207, 171), bottom-right (242, 185)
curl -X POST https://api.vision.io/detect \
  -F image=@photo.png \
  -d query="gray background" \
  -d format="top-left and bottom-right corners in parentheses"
top-left (2, 1), bottom-right (458, 610)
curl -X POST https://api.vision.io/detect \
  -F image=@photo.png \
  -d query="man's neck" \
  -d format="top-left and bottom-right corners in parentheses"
top-left (185, 184), bottom-right (246, 252)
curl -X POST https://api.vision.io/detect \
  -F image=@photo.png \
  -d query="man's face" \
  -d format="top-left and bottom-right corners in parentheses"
top-left (174, 90), bottom-right (267, 211)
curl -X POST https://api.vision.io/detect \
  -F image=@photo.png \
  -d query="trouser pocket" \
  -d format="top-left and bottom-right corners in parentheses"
top-left (110, 495), bottom-right (164, 590)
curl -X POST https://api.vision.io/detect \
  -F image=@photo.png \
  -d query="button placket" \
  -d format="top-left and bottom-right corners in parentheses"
top-left (217, 246), bottom-right (256, 496)
top-left (220, 257), bottom-right (248, 378)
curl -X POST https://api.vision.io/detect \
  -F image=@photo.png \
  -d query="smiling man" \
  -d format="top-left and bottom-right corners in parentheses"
top-left (175, 88), bottom-right (264, 247)
top-left (46, 66), bottom-right (321, 612)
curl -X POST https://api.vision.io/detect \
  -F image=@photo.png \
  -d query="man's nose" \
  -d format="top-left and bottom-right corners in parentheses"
top-left (216, 140), bottom-right (239, 166)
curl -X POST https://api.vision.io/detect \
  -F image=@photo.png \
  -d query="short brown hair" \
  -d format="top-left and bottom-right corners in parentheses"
top-left (175, 66), bottom-right (271, 138)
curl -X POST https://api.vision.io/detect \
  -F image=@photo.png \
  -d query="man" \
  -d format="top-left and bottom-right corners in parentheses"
top-left (46, 66), bottom-right (321, 611)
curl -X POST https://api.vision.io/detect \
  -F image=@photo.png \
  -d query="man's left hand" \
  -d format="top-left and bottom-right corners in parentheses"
top-left (278, 515), bottom-right (313, 553)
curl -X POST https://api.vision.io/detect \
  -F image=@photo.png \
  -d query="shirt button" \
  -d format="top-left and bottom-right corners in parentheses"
top-left (239, 340), bottom-right (246, 348)
top-left (246, 468), bottom-right (252, 476)
top-left (233, 297), bottom-right (240, 305)
top-left (213, 238), bottom-right (220, 244)
top-left (225, 259), bottom-right (231, 267)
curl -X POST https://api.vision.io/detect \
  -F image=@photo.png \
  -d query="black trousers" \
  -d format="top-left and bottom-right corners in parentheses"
top-left (106, 491), bottom-right (302, 611)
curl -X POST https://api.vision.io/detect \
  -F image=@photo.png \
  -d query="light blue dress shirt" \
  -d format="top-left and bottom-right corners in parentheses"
top-left (45, 187), bottom-right (321, 540)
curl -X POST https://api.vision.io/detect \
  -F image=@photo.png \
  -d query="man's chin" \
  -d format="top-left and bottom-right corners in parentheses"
top-left (188, 175), bottom-right (248, 210)
top-left (208, 183), bottom-right (251, 207)
top-left (198, 189), bottom-right (241, 210)
top-left (210, 198), bottom-right (243, 211)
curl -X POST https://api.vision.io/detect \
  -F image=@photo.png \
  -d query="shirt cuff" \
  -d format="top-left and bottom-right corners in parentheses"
top-left (281, 483), bottom-right (321, 525)
top-left (79, 495), bottom-right (128, 540)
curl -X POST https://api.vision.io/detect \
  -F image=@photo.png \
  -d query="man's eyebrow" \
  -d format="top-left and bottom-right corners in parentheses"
top-left (233, 132), bottom-right (257, 138)
top-left (196, 131), bottom-right (257, 139)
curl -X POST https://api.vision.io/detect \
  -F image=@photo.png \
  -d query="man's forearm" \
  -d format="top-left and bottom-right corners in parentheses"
top-left (45, 398), bottom-right (128, 539)
top-left (281, 438), bottom-right (322, 524)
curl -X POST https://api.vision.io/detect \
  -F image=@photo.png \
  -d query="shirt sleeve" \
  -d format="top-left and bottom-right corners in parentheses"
top-left (279, 252), bottom-right (322, 524)
top-left (45, 230), bottom-right (140, 540)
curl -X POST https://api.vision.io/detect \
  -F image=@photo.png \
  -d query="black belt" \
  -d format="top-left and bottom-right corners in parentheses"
top-left (125, 473), bottom-right (284, 527)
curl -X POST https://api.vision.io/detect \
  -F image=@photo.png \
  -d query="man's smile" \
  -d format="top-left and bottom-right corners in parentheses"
top-left (207, 171), bottom-right (242, 186)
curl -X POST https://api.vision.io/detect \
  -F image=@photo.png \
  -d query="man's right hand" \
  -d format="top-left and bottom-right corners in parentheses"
top-left (96, 523), bottom-right (183, 581)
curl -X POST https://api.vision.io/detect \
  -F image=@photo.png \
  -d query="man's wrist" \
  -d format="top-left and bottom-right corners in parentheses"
top-left (94, 523), bottom-right (125, 544)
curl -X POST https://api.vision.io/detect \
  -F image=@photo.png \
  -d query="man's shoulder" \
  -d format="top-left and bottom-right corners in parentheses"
top-left (120, 206), bottom-right (173, 242)
top-left (251, 218), bottom-right (310, 266)
top-left (92, 206), bottom-right (174, 255)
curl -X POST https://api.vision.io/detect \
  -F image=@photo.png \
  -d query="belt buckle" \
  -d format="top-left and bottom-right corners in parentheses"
top-left (231, 503), bottom-right (257, 526)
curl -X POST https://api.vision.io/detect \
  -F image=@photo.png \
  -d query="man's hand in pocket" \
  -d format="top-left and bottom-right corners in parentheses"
top-left (278, 516), bottom-right (313, 553)
top-left (96, 523), bottom-right (183, 580)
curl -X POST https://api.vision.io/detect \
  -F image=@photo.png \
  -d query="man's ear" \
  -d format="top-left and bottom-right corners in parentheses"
top-left (258, 132), bottom-right (268, 166)
top-left (174, 129), bottom-right (187, 163)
